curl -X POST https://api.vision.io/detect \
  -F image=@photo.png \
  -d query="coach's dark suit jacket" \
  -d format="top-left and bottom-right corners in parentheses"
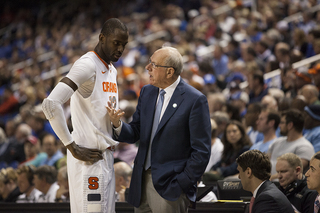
top-left (117, 79), bottom-right (211, 208)
top-left (252, 180), bottom-right (295, 213)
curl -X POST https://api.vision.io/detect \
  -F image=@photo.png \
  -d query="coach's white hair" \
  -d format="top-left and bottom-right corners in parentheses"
top-left (161, 46), bottom-right (183, 75)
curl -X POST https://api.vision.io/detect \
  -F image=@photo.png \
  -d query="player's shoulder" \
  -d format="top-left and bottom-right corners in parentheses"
top-left (75, 52), bottom-right (95, 63)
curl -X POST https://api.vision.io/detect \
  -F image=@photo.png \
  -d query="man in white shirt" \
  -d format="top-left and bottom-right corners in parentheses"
top-left (16, 165), bottom-right (41, 203)
top-left (205, 119), bottom-right (223, 172)
top-left (33, 165), bottom-right (59, 203)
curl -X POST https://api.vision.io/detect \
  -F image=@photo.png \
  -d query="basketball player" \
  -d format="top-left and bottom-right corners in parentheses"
top-left (42, 18), bottom-right (128, 212)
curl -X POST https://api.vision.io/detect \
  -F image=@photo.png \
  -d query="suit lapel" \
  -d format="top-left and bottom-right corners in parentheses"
top-left (253, 180), bottom-right (270, 210)
top-left (157, 80), bottom-right (185, 132)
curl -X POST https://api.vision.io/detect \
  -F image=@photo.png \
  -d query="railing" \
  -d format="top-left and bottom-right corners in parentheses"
top-left (283, 4), bottom-right (320, 23)
top-left (239, 53), bottom-right (320, 89)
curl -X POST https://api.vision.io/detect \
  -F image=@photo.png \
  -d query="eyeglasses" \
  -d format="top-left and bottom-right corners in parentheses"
top-left (149, 59), bottom-right (176, 71)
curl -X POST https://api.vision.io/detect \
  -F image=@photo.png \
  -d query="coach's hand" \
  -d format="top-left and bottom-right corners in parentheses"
top-left (106, 101), bottom-right (124, 128)
top-left (66, 142), bottom-right (103, 164)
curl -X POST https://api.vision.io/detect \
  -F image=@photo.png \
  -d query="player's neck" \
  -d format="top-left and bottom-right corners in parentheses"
top-left (94, 46), bottom-right (110, 65)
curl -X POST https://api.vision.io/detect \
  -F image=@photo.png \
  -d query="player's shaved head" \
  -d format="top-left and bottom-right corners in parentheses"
top-left (101, 18), bottom-right (128, 36)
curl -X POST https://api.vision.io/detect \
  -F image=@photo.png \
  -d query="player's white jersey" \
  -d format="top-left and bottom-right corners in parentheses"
top-left (70, 51), bottom-right (119, 150)
top-left (68, 51), bottom-right (117, 213)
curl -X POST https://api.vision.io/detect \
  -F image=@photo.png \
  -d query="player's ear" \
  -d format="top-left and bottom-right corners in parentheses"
top-left (99, 33), bottom-right (105, 43)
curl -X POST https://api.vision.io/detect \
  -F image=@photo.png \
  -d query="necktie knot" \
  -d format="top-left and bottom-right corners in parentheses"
top-left (160, 89), bottom-right (166, 97)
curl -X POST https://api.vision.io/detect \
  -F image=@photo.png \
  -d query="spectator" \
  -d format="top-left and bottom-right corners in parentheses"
top-left (291, 95), bottom-right (307, 112)
top-left (205, 119), bottom-right (224, 172)
top-left (268, 109), bottom-right (315, 180)
top-left (261, 95), bottom-right (278, 111)
top-left (33, 165), bottom-right (59, 203)
top-left (255, 40), bottom-right (275, 64)
top-left (16, 165), bottom-right (41, 203)
top-left (19, 135), bottom-right (40, 166)
top-left (250, 108), bottom-right (280, 153)
top-left (114, 161), bottom-right (132, 202)
top-left (245, 103), bottom-right (264, 144)
top-left (292, 28), bottom-right (308, 57)
top-left (25, 113), bottom-right (56, 141)
top-left (248, 70), bottom-right (268, 104)
top-left (236, 150), bottom-right (294, 213)
top-left (211, 44), bottom-right (229, 80)
top-left (0, 87), bottom-right (19, 123)
top-left (303, 105), bottom-right (320, 152)
top-left (55, 166), bottom-right (69, 202)
top-left (300, 84), bottom-right (320, 106)
top-left (0, 123), bottom-right (30, 168)
top-left (4, 119), bottom-right (16, 140)
top-left (224, 81), bottom-right (249, 115)
top-left (0, 167), bottom-right (21, 202)
top-left (313, 39), bottom-right (320, 55)
top-left (305, 152), bottom-right (320, 213)
top-left (308, 63), bottom-right (320, 92)
top-left (306, 28), bottom-right (320, 58)
top-left (113, 143), bottom-right (138, 167)
top-left (292, 67), bottom-right (313, 98)
top-left (244, 46), bottom-right (265, 72)
top-left (222, 102), bottom-right (241, 122)
top-left (297, 12), bottom-right (316, 34)
top-left (39, 134), bottom-right (64, 169)
top-left (207, 93), bottom-right (226, 114)
top-left (274, 42), bottom-right (291, 70)
top-left (276, 153), bottom-right (318, 213)
top-left (204, 120), bottom-right (251, 182)
top-left (0, 127), bottom-right (6, 154)
top-left (211, 111), bottom-right (229, 139)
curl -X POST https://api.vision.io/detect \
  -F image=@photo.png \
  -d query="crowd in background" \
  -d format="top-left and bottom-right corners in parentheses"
top-left (1, 0), bottom-right (320, 204)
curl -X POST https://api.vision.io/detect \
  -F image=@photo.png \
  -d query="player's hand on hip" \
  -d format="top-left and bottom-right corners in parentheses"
top-left (66, 142), bottom-right (103, 163)
top-left (106, 101), bottom-right (124, 128)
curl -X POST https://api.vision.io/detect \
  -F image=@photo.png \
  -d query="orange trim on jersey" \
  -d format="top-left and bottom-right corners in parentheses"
top-left (90, 51), bottom-right (110, 70)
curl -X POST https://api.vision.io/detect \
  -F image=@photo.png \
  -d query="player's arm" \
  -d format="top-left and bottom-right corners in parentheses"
top-left (42, 58), bottom-right (102, 163)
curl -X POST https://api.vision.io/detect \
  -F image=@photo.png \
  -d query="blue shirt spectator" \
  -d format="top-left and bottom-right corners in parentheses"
top-left (250, 138), bottom-right (276, 153)
top-left (304, 105), bottom-right (320, 152)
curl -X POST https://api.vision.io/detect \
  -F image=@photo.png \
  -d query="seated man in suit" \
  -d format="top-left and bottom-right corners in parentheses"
top-left (305, 152), bottom-right (320, 213)
top-left (236, 150), bottom-right (294, 213)
top-left (276, 153), bottom-right (318, 213)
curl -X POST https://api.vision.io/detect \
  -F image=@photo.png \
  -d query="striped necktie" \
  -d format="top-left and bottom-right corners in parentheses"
top-left (249, 196), bottom-right (255, 213)
top-left (315, 194), bottom-right (320, 213)
top-left (144, 89), bottom-right (166, 170)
